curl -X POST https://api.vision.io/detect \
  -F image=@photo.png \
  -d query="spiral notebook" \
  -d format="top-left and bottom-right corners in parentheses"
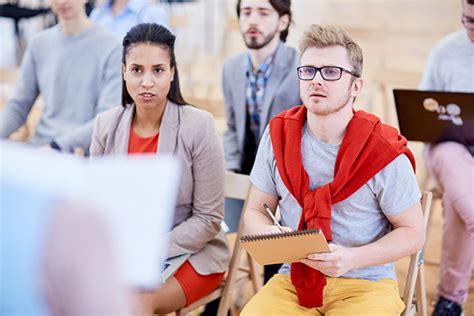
top-left (240, 229), bottom-right (330, 265)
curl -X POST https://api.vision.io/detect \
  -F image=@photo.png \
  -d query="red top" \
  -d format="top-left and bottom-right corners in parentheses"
top-left (269, 105), bottom-right (416, 308)
top-left (128, 126), bottom-right (159, 154)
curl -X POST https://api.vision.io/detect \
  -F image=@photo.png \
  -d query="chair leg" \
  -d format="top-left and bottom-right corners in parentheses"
top-left (230, 304), bottom-right (239, 316)
top-left (247, 253), bottom-right (261, 293)
top-left (218, 232), bottom-right (246, 316)
top-left (217, 288), bottom-right (231, 316)
top-left (403, 255), bottom-right (419, 313)
top-left (402, 192), bottom-right (432, 316)
top-left (415, 265), bottom-right (428, 316)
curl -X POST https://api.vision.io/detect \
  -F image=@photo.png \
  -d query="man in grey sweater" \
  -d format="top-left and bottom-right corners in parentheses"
top-left (0, 0), bottom-right (122, 153)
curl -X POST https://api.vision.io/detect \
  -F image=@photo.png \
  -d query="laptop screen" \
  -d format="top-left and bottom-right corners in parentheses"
top-left (393, 89), bottom-right (474, 148)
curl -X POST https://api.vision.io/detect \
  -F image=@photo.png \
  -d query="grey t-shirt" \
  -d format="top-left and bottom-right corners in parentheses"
top-left (419, 30), bottom-right (474, 92)
top-left (250, 123), bottom-right (420, 281)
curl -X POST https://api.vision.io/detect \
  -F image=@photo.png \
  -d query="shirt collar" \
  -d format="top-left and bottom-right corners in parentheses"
top-left (127, 0), bottom-right (148, 14)
top-left (245, 41), bottom-right (281, 77)
top-left (103, 0), bottom-right (146, 14)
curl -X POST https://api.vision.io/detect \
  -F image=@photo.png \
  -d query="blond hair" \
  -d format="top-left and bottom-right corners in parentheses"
top-left (299, 24), bottom-right (363, 77)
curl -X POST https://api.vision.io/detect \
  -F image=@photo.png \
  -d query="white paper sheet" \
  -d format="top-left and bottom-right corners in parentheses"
top-left (1, 142), bottom-right (180, 288)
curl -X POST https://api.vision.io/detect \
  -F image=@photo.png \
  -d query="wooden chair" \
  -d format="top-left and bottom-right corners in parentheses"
top-left (371, 66), bottom-right (421, 126)
top-left (419, 158), bottom-right (443, 268)
top-left (401, 191), bottom-right (433, 316)
top-left (176, 171), bottom-right (260, 316)
top-left (421, 166), bottom-right (442, 201)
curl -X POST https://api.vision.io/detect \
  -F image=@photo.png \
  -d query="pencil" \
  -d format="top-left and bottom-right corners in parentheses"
top-left (263, 203), bottom-right (285, 233)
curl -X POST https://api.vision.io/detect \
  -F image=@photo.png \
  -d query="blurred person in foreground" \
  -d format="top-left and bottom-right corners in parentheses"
top-left (1, 173), bottom-right (127, 315)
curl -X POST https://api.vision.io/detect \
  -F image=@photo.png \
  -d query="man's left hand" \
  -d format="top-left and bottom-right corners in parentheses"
top-left (300, 243), bottom-right (356, 278)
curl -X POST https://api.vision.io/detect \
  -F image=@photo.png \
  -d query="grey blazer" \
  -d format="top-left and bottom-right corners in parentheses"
top-left (90, 101), bottom-right (229, 275)
top-left (222, 42), bottom-right (302, 171)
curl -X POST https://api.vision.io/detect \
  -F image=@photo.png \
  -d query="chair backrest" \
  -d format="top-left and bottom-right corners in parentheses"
top-left (217, 171), bottom-right (260, 315)
top-left (374, 66), bottom-right (422, 126)
top-left (402, 191), bottom-right (433, 316)
top-left (224, 171), bottom-right (253, 241)
top-left (176, 171), bottom-right (259, 316)
top-left (225, 171), bottom-right (252, 200)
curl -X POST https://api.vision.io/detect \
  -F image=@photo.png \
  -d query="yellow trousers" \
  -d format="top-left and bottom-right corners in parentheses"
top-left (241, 274), bottom-right (405, 316)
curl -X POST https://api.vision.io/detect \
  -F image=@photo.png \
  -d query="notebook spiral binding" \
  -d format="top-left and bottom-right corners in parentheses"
top-left (240, 229), bottom-right (322, 243)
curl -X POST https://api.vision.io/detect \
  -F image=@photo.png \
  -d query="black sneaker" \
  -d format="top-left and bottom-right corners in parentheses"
top-left (432, 296), bottom-right (463, 316)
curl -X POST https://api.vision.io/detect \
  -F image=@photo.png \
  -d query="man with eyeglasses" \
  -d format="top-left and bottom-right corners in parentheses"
top-left (240, 24), bottom-right (424, 315)
top-left (419, 1), bottom-right (474, 315)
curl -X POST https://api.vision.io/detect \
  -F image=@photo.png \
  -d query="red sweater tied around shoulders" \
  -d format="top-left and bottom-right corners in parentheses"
top-left (269, 105), bottom-right (416, 307)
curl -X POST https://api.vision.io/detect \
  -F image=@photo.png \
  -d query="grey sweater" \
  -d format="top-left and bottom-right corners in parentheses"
top-left (419, 30), bottom-right (474, 92)
top-left (0, 24), bottom-right (122, 152)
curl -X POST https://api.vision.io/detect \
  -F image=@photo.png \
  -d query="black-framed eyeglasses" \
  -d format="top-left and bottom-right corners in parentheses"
top-left (296, 65), bottom-right (359, 81)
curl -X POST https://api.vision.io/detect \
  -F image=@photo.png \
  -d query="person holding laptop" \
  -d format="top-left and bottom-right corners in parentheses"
top-left (240, 25), bottom-right (425, 315)
top-left (419, 1), bottom-right (474, 315)
top-left (89, 23), bottom-right (229, 315)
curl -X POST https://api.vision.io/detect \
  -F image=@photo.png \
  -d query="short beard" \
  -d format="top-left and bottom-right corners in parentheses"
top-left (244, 27), bottom-right (279, 50)
top-left (308, 87), bottom-right (353, 116)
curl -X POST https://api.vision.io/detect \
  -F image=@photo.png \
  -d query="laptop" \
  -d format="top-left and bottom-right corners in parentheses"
top-left (393, 89), bottom-right (474, 152)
